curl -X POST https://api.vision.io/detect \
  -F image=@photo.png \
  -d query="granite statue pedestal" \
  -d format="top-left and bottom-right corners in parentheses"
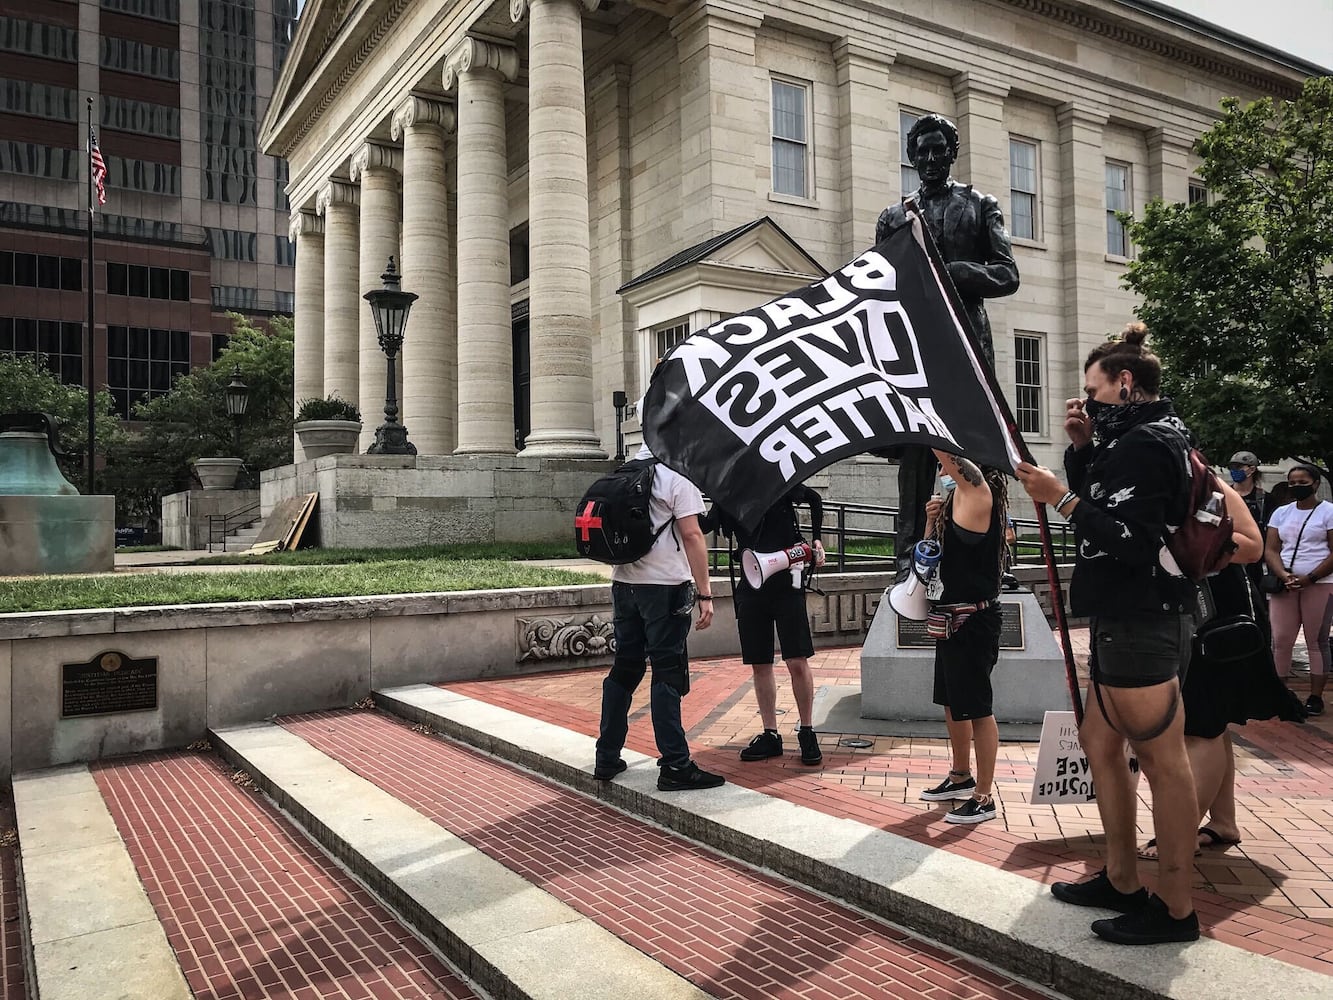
top-left (859, 589), bottom-right (1071, 723)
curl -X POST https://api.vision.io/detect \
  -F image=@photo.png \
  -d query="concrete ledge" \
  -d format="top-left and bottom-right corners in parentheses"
top-left (375, 685), bottom-right (1332, 1000)
top-left (210, 722), bottom-right (709, 1000)
top-left (11, 765), bottom-right (191, 1000)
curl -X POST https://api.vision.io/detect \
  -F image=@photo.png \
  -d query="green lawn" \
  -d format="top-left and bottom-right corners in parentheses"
top-left (0, 560), bottom-right (603, 614)
top-left (195, 540), bottom-right (580, 566)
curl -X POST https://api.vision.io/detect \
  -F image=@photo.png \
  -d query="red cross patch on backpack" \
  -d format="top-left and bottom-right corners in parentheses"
top-left (574, 459), bottom-right (674, 565)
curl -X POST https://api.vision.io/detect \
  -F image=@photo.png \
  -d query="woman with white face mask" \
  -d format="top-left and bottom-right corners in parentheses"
top-left (1264, 464), bottom-right (1333, 717)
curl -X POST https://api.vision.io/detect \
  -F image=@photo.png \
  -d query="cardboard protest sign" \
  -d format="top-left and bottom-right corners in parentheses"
top-left (1031, 710), bottom-right (1140, 805)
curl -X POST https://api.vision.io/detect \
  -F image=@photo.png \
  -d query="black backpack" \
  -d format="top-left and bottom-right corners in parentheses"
top-left (1154, 423), bottom-right (1237, 581)
top-left (574, 459), bottom-right (674, 565)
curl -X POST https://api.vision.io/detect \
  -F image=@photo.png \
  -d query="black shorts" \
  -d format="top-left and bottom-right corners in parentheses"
top-left (933, 604), bottom-right (1001, 721)
top-left (1090, 614), bottom-right (1192, 689)
top-left (733, 582), bottom-right (814, 665)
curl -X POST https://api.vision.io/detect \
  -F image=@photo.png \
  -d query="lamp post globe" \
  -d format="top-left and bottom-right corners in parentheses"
top-left (363, 256), bottom-right (419, 455)
top-left (224, 363), bottom-right (249, 453)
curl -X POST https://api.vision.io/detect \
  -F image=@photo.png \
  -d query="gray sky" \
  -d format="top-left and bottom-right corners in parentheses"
top-left (1154, 0), bottom-right (1333, 71)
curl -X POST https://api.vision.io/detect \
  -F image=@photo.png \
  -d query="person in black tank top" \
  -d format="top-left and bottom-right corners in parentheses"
top-left (916, 449), bottom-right (1007, 826)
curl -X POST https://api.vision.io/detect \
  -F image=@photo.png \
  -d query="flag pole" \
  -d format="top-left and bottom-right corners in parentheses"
top-left (85, 96), bottom-right (96, 494)
top-left (904, 206), bottom-right (1084, 724)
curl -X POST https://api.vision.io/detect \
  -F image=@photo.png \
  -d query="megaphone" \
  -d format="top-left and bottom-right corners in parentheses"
top-left (741, 541), bottom-right (814, 589)
top-left (887, 539), bottom-right (942, 621)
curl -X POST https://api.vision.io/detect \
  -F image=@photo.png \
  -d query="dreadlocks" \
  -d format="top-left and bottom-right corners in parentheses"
top-left (931, 465), bottom-right (1011, 578)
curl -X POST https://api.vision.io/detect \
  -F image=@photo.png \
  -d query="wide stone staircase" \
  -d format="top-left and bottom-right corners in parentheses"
top-left (4, 685), bottom-right (1330, 1000)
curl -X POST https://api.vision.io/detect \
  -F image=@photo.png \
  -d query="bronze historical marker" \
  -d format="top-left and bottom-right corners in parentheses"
top-left (61, 650), bottom-right (158, 718)
top-left (896, 602), bottom-right (1025, 651)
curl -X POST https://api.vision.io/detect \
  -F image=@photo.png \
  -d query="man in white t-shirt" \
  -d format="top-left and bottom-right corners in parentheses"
top-left (594, 444), bottom-right (725, 791)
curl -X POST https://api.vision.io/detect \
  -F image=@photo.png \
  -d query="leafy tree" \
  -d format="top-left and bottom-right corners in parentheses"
top-left (1123, 75), bottom-right (1333, 473)
top-left (102, 314), bottom-right (294, 521)
top-left (0, 353), bottom-right (118, 494)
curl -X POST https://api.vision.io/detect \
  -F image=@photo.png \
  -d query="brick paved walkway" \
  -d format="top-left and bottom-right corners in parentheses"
top-left (283, 708), bottom-right (1056, 1000)
top-left (0, 803), bottom-right (24, 1000)
top-left (92, 751), bottom-right (478, 1000)
top-left (446, 642), bottom-right (1333, 976)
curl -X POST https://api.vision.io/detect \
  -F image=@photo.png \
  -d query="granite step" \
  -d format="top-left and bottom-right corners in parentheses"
top-left (372, 683), bottom-right (1333, 1000)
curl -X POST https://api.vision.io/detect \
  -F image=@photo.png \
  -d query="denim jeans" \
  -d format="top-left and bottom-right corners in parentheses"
top-left (597, 581), bottom-right (694, 770)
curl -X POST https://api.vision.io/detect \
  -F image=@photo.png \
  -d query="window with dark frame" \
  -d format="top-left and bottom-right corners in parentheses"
top-left (106, 324), bottom-right (191, 418)
top-left (900, 110), bottom-right (920, 197)
top-left (0, 317), bottom-right (84, 386)
top-left (1009, 138), bottom-right (1038, 241)
top-left (1188, 180), bottom-right (1208, 206)
top-left (1014, 333), bottom-right (1043, 435)
top-left (1105, 161), bottom-right (1131, 257)
top-left (771, 78), bottom-right (809, 198)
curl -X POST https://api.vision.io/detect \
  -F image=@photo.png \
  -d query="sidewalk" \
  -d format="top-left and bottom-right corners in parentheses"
top-left (448, 641), bottom-right (1333, 973)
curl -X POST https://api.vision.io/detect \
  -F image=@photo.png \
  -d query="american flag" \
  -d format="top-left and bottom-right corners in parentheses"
top-left (89, 125), bottom-right (107, 207)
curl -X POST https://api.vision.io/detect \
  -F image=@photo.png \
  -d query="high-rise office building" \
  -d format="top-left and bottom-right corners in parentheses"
top-left (0, 0), bottom-right (297, 419)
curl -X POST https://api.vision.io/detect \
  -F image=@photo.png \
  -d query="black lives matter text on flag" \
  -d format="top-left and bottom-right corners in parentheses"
top-left (643, 213), bottom-right (1022, 531)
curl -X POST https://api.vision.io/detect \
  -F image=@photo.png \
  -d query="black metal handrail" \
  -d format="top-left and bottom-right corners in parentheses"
top-left (706, 498), bottom-right (1077, 574)
top-left (207, 500), bottom-right (261, 553)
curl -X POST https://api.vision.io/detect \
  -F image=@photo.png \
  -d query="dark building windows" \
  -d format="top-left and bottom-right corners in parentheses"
top-left (0, 318), bottom-right (84, 385)
top-left (202, 0), bottom-right (257, 206)
top-left (211, 285), bottom-right (258, 311)
top-left (105, 155), bottom-right (181, 196)
top-left (106, 263), bottom-right (191, 301)
top-left (0, 142), bottom-right (79, 180)
top-left (275, 235), bottom-right (295, 266)
top-left (509, 225), bottom-right (530, 285)
top-left (102, 96), bottom-right (181, 139)
top-left (0, 252), bottom-right (83, 291)
top-left (101, 0), bottom-right (182, 22)
top-left (107, 325), bottom-right (191, 417)
top-left (0, 19), bottom-right (78, 62)
top-left (1, 79), bottom-right (78, 122)
top-left (204, 227), bottom-right (257, 261)
top-left (100, 36), bottom-right (180, 80)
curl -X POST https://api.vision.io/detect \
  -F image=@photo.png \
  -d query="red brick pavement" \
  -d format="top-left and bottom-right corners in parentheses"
top-left (92, 751), bottom-right (479, 1000)
top-left (444, 645), bottom-right (1333, 976)
top-left (0, 803), bottom-right (24, 1000)
top-left (283, 709), bottom-right (1055, 1000)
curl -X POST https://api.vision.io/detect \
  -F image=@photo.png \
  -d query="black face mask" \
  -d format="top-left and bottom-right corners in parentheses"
top-left (1288, 484), bottom-right (1316, 501)
top-left (1084, 397), bottom-right (1149, 439)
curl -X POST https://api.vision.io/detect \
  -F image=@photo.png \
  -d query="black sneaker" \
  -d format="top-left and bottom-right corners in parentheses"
top-left (797, 727), bottom-right (822, 765)
top-left (593, 759), bottom-right (627, 781)
top-left (1051, 869), bottom-right (1150, 913)
top-left (945, 795), bottom-right (996, 824)
top-left (657, 761), bottom-right (726, 791)
top-left (739, 730), bottom-right (783, 761)
top-left (919, 773), bottom-right (976, 801)
top-left (1091, 895), bottom-right (1200, 945)
top-left (1306, 694), bottom-right (1325, 717)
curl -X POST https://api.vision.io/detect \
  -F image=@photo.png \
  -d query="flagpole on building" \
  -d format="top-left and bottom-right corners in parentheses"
top-left (85, 96), bottom-right (97, 494)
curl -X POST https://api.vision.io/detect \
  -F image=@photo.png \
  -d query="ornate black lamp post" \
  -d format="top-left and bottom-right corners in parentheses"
top-left (612, 390), bottom-right (628, 462)
top-left (223, 364), bottom-right (249, 454)
top-left (363, 256), bottom-right (418, 455)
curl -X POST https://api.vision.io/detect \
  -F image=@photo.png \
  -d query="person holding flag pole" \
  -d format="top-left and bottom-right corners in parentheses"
top-left (86, 97), bottom-right (108, 492)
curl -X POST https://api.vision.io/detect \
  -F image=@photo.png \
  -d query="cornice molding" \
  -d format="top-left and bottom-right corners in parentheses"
top-left (831, 38), bottom-right (896, 72)
top-left (391, 95), bottom-right (457, 140)
top-left (996, 0), bottom-right (1302, 99)
top-left (669, 0), bottom-right (764, 42)
top-left (442, 36), bottom-right (520, 91)
top-left (349, 142), bottom-right (403, 182)
top-left (316, 179), bottom-right (360, 215)
top-left (289, 210), bottom-right (325, 241)
top-left (952, 71), bottom-right (1010, 102)
top-left (1145, 126), bottom-right (1196, 154)
top-left (510, 0), bottom-right (599, 23)
top-left (1055, 101), bottom-right (1109, 129)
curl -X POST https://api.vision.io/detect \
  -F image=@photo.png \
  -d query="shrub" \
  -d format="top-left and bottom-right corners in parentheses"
top-left (296, 395), bottom-right (361, 422)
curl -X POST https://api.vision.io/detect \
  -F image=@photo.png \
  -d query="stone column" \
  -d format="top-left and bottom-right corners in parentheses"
top-left (1056, 103), bottom-right (1111, 372)
top-left (315, 179), bottom-right (360, 409)
top-left (1146, 127), bottom-right (1193, 206)
top-left (669, 0), bottom-right (763, 246)
top-left (289, 208), bottom-right (325, 460)
top-left (951, 72), bottom-right (1010, 198)
top-left (444, 38), bottom-right (518, 455)
top-left (510, 0), bottom-right (603, 458)
top-left (350, 141), bottom-right (403, 452)
top-left (392, 95), bottom-right (457, 456)
top-left (833, 40), bottom-right (894, 260)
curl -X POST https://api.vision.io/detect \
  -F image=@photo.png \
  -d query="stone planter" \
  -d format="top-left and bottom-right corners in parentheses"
top-left (193, 457), bottom-right (245, 490)
top-left (294, 419), bottom-right (362, 459)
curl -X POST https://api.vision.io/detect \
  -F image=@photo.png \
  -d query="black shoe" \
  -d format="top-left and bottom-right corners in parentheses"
top-left (1051, 869), bottom-right (1150, 913)
top-left (739, 730), bottom-right (783, 761)
top-left (919, 772), bottom-right (976, 801)
top-left (1305, 694), bottom-right (1325, 716)
top-left (657, 761), bottom-right (725, 791)
top-left (797, 726), bottom-right (822, 765)
top-left (593, 759), bottom-right (627, 781)
top-left (1091, 895), bottom-right (1199, 945)
top-left (945, 794), bottom-right (997, 825)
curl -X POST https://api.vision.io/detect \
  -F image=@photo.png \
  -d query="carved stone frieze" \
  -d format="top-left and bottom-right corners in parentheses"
top-left (517, 613), bottom-right (616, 661)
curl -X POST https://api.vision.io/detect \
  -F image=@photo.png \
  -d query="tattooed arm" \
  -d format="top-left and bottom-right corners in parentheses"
top-left (933, 449), bottom-right (992, 533)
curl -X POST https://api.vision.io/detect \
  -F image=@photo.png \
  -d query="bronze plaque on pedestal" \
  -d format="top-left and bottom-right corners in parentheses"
top-left (61, 650), bottom-right (158, 718)
top-left (895, 602), bottom-right (1026, 650)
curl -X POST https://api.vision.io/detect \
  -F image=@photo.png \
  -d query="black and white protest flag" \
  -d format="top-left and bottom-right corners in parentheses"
top-left (642, 211), bottom-right (1024, 531)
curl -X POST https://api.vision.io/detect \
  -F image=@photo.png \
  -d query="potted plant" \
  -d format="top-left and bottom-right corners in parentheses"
top-left (294, 395), bottom-right (362, 459)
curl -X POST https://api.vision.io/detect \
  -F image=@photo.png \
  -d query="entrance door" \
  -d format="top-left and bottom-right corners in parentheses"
top-left (511, 301), bottom-right (530, 450)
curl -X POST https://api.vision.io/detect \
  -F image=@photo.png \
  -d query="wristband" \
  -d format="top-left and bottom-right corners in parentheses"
top-left (697, 595), bottom-right (713, 601)
top-left (1055, 490), bottom-right (1077, 514)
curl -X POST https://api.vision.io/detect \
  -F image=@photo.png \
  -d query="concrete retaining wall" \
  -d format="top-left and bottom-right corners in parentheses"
top-left (0, 572), bottom-right (892, 779)
top-left (161, 489), bottom-right (260, 550)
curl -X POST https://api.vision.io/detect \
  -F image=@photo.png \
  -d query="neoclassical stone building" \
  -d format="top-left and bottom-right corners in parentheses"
top-left (261, 0), bottom-right (1318, 536)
